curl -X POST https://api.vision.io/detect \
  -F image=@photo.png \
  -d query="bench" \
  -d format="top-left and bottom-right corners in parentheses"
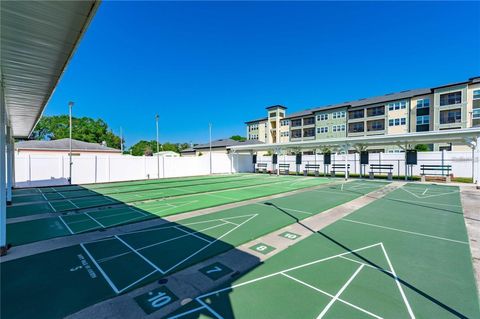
top-left (278, 163), bottom-right (290, 175)
top-left (304, 164), bottom-right (320, 177)
top-left (256, 163), bottom-right (268, 173)
top-left (369, 164), bottom-right (393, 180)
top-left (331, 164), bottom-right (350, 177)
top-left (420, 165), bottom-right (452, 182)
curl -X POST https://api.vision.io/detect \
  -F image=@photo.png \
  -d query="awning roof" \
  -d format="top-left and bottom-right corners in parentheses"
top-left (1, 0), bottom-right (101, 138)
top-left (228, 128), bottom-right (480, 152)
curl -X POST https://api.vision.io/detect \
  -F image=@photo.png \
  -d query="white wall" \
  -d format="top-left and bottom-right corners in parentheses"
top-left (13, 151), bottom-right (479, 187)
top-left (14, 153), bottom-right (251, 187)
top-left (256, 151), bottom-right (478, 180)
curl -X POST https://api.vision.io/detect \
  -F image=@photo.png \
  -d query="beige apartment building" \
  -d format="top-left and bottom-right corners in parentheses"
top-left (246, 76), bottom-right (480, 152)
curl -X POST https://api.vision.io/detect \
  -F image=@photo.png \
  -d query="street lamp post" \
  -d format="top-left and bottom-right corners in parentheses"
top-left (209, 123), bottom-right (212, 174)
top-left (155, 114), bottom-right (160, 178)
top-left (68, 101), bottom-right (74, 184)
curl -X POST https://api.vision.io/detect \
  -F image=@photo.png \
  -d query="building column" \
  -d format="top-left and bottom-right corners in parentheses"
top-left (0, 87), bottom-right (7, 253)
top-left (476, 137), bottom-right (480, 189)
top-left (6, 125), bottom-right (13, 204)
top-left (341, 144), bottom-right (351, 180)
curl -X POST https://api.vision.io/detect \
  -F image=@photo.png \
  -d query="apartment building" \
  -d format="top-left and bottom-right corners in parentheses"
top-left (245, 76), bottom-right (480, 152)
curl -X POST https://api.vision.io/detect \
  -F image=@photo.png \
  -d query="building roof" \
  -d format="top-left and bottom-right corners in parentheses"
top-left (15, 138), bottom-right (121, 152)
top-left (245, 117), bottom-right (268, 124)
top-left (193, 138), bottom-right (264, 150)
top-left (1, 1), bottom-right (100, 138)
top-left (348, 88), bottom-right (431, 108)
top-left (266, 105), bottom-right (287, 110)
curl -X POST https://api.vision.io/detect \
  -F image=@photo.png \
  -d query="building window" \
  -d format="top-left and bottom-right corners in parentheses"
top-left (349, 109), bottom-right (364, 119)
top-left (332, 111), bottom-right (345, 119)
top-left (269, 112), bottom-right (277, 117)
top-left (474, 90), bottom-right (480, 100)
top-left (416, 99), bottom-right (430, 109)
top-left (401, 118), bottom-right (406, 125)
top-left (440, 91), bottom-right (462, 106)
top-left (387, 101), bottom-right (407, 111)
top-left (303, 117), bottom-right (315, 125)
top-left (472, 109), bottom-right (480, 119)
top-left (303, 128), bottom-right (315, 137)
top-left (291, 119), bottom-right (302, 127)
top-left (367, 119), bottom-right (385, 132)
top-left (317, 127), bottom-right (328, 134)
top-left (416, 115), bottom-right (430, 125)
top-left (317, 114), bottom-right (328, 121)
top-left (280, 131), bottom-right (289, 137)
top-left (279, 112), bottom-right (285, 117)
top-left (348, 122), bottom-right (364, 133)
top-left (439, 108), bottom-right (461, 124)
top-left (291, 129), bottom-right (302, 138)
top-left (367, 106), bottom-right (385, 117)
top-left (280, 120), bottom-right (289, 126)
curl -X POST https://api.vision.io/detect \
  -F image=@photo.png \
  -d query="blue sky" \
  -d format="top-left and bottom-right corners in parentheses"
top-left (45, 1), bottom-right (480, 147)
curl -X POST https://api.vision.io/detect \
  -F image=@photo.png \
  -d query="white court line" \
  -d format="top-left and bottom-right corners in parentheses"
top-left (198, 242), bottom-right (382, 299)
top-left (97, 223), bottom-right (228, 263)
top-left (342, 219), bottom-right (468, 245)
top-left (114, 235), bottom-right (166, 274)
top-left (40, 192), bottom-right (48, 201)
top-left (380, 243), bottom-right (415, 319)
top-left (163, 214), bottom-right (258, 274)
top-left (47, 201), bottom-right (57, 213)
top-left (422, 188), bottom-right (428, 196)
top-left (196, 299), bottom-right (224, 319)
top-left (68, 199), bottom-right (80, 209)
top-left (282, 273), bottom-right (382, 319)
top-left (317, 264), bottom-right (365, 318)
top-left (58, 216), bottom-right (74, 234)
top-left (401, 186), bottom-right (459, 199)
top-left (339, 255), bottom-right (393, 275)
top-left (204, 193), bottom-right (237, 201)
top-left (219, 219), bottom-right (239, 226)
top-left (120, 214), bottom-right (256, 236)
top-left (80, 243), bottom-right (120, 294)
top-left (117, 269), bottom-right (157, 294)
top-left (84, 212), bottom-right (106, 228)
top-left (174, 226), bottom-right (212, 244)
top-left (387, 197), bottom-right (462, 208)
top-left (341, 183), bottom-right (344, 191)
top-left (168, 305), bottom-right (206, 319)
top-left (263, 204), bottom-right (313, 215)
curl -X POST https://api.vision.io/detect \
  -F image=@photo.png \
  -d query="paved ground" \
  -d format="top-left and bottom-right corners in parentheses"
top-left (2, 176), bottom-right (479, 319)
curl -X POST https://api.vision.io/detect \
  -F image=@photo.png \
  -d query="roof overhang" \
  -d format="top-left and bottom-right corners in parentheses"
top-left (1, 0), bottom-right (101, 138)
top-left (228, 128), bottom-right (480, 152)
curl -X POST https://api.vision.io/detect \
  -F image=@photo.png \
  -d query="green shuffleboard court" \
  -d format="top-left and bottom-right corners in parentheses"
top-left (170, 183), bottom-right (480, 319)
top-left (7, 175), bottom-right (337, 245)
top-left (1, 180), bottom-right (387, 319)
top-left (7, 174), bottom-right (326, 218)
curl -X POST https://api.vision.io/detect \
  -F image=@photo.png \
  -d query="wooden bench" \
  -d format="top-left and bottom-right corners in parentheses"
top-left (278, 163), bottom-right (290, 175)
top-left (420, 165), bottom-right (452, 182)
top-left (304, 164), bottom-right (320, 177)
top-left (369, 164), bottom-right (393, 180)
top-left (256, 163), bottom-right (268, 173)
top-left (331, 164), bottom-right (350, 177)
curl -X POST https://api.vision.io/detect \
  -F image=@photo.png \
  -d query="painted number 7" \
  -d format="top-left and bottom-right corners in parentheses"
top-left (206, 266), bottom-right (222, 274)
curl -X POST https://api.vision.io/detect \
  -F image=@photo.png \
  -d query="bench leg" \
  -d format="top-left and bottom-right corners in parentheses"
top-left (369, 172), bottom-right (374, 179)
top-left (303, 170), bottom-right (307, 176)
top-left (421, 175), bottom-right (426, 182)
top-left (315, 171), bottom-right (319, 177)
top-left (446, 176), bottom-right (451, 183)
top-left (387, 172), bottom-right (392, 181)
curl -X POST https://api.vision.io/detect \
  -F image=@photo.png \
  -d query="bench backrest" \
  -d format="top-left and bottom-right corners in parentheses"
top-left (278, 164), bottom-right (290, 169)
top-left (370, 164), bottom-right (393, 172)
top-left (305, 164), bottom-right (320, 170)
top-left (331, 164), bottom-right (350, 168)
top-left (257, 163), bottom-right (267, 168)
top-left (420, 165), bottom-right (451, 175)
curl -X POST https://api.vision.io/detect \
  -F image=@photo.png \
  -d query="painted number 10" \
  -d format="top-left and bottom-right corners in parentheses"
top-left (148, 291), bottom-right (171, 308)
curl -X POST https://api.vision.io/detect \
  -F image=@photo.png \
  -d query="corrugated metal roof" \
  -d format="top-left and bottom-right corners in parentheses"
top-left (1, 1), bottom-right (101, 138)
top-left (15, 138), bottom-right (120, 152)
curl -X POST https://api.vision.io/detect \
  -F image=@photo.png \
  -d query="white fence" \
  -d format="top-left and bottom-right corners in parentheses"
top-left (13, 151), bottom-right (478, 187)
top-left (14, 153), bottom-right (253, 187)
top-left (255, 151), bottom-right (478, 180)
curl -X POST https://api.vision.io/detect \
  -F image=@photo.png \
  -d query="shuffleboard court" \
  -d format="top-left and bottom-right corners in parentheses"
top-left (7, 175), bottom-right (336, 245)
top-left (170, 183), bottom-right (480, 319)
top-left (6, 174), bottom-right (311, 218)
top-left (1, 181), bottom-right (387, 319)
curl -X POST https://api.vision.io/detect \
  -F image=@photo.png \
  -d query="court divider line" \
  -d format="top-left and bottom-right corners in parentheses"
top-left (342, 219), bottom-right (468, 245)
top-left (113, 235), bottom-right (166, 274)
top-left (80, 243), bottom-right (121, 294)
top-left (58, 215), bottom-right (74, 234)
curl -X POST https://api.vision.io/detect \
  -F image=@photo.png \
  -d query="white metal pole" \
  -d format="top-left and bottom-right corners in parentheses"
top-left (68, 101), bottom-right (74, 184)
top-left (476, 138), bottom-right (480, 189)
top-left (120, 127), bottom-right (123, 153)
top-left (6, 126), bottom-right (12, 204)
top-left (209, 123), bottom-right (212, 174)
top-left (155, 114), bottom-right (160, 178)
top-left (0, 93), bottom-right (7, 250)
top-left (344, 145), bottom-right (349, 180)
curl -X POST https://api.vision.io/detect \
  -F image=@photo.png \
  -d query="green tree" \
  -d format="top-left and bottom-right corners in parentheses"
top-left (230, 135), bottom-right (247, 142)
top-left (31, 115), bottom-right (122, 149)
top-left (128, 141), bottom-right (190, 156)
top-left (414, 144), bottom-right (431, 152)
